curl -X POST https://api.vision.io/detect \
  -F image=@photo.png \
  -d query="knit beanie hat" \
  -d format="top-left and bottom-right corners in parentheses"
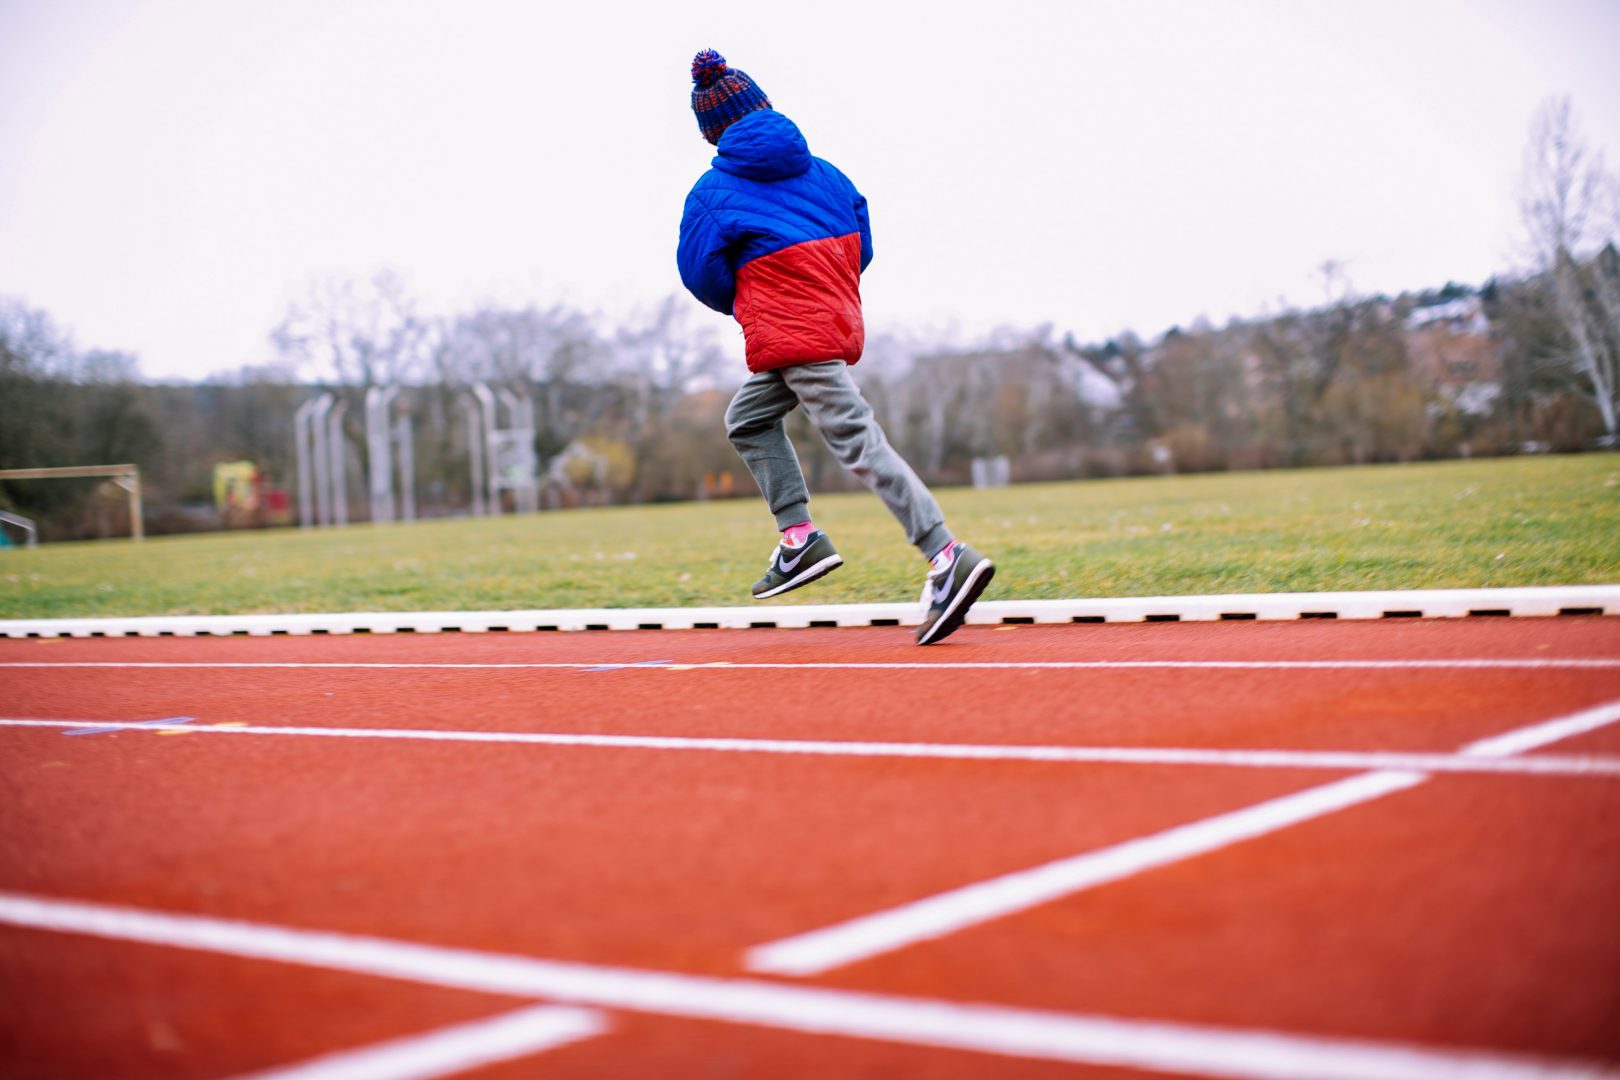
top-left (690, 49), bottom-right (771, 144)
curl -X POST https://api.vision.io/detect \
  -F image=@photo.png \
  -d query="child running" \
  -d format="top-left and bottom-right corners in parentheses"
top-left (677, 49), bottom-right (993, 645)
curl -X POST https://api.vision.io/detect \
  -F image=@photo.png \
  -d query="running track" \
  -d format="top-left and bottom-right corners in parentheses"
top-left (2, 617), bottom-right (1619, 1079)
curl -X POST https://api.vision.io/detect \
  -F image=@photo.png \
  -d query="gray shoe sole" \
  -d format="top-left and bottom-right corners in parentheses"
top-left (752, 554), bottom-right (844, 599)
top-left (916, 558), bottom-right (995, 645)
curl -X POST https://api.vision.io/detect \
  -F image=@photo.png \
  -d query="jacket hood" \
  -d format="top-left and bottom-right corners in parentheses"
top-left (712, 110), bottom-right (812, 181)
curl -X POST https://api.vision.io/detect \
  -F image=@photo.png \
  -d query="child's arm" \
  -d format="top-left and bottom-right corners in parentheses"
top-left (677, 192), bottom-right (737, 315)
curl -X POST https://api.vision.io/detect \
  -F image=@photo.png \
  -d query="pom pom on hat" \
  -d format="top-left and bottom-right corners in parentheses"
top-left (691, 48), bottom-right (728, 89)
top-left (689, 48), bottom-right (771, 144)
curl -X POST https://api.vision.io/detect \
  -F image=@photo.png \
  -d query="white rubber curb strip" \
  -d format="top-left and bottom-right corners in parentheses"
top-left (1, 586), bottom-right (1615, 639)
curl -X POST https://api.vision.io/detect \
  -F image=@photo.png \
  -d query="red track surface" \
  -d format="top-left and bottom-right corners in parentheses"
top-left (3, 618), bottom-right (1619, 1078)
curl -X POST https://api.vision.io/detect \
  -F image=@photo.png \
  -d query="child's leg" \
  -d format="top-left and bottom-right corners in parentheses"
top-left (781, 361), bottom-right (953, 559)
top-left (724, 370), bottom-right (813, 529)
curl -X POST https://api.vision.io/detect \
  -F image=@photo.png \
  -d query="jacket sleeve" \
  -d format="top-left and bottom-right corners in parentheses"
top-left (677, 191), bottom-right (736, 316)
top-left (853, 187), bottom-right (873, 272)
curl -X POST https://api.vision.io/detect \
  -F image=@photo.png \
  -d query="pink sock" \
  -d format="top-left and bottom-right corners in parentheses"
top-left (782, 521), bottom-right (816, 546)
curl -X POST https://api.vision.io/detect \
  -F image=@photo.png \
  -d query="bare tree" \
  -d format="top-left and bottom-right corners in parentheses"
top-left (612, 295), bottom-right (728, 499)
top-left (613, 296), bottom-right (726, 420)
top-left (435, 302), bottom-right (597, 386)
top-left (0, 297), bottom-right (73, 379)
top-left (271, 271), bottom-right (430, 388)
top-left (1519, 97), bottom-right (1618, 439)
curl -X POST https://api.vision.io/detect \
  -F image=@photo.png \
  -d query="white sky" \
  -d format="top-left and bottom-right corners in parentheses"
top-left (2, 0), bottom-right (1618, 381)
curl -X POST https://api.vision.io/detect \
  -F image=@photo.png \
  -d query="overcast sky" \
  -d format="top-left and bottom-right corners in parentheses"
top-left (3, 0), bottom-right (1618, 381)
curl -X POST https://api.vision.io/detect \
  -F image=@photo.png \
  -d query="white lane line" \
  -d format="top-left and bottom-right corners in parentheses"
top-left (745, 699), bottom-right (1620, 978)
top-left (1, 659), bottom-right (1618, 671)
top-left (746, 771), bottom-right (1426, 976)
top-left (4, 717), bottom-right (1619, 779)
top-left (0, 892), bottom-right (1612, 1080)
top-left (229, 1004), bottom-right (607, 1080)
top-left (1457, 699), bottom-right (1620, 758)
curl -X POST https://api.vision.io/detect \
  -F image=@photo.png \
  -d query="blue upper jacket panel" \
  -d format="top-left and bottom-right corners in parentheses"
top-left (678, 110), bottom-right (873, 315)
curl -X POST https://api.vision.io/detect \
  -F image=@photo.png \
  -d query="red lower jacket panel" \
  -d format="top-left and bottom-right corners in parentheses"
top-left (734, 232), bottom-right (865, 372)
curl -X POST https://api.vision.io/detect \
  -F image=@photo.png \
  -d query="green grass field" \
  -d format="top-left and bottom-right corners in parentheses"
top-left (2, 456), bottom-right (1617, 620)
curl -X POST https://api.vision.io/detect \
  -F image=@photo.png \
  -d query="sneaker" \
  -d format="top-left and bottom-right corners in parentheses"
top-left (752, 530), bottom-right (843, 599)
top-left (915, 542), bottom-right (995, 645)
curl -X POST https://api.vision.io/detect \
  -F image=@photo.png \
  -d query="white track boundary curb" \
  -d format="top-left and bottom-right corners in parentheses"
top-left (1, 586), bottom-right (1615, 639)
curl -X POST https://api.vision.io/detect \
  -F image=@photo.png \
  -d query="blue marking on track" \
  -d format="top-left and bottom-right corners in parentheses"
top-left (580, 660), bottom-right (673, 673)
top-left (64, 716), bottom-right (196, 737)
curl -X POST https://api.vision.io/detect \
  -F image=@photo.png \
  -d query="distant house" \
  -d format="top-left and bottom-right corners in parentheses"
top-left (1064, 347), bottom-right (1126, 411)
top-left (1404, 295), bottom-right (1501, 417)
top-left (917, 343), bottom-right (1125, 412)
top-left (1405, 295), bottom-right (1490, 334)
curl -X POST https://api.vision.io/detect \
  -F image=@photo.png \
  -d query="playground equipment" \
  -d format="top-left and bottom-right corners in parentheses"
top-left (365, 386), bottom-right (416, 525)
top-left (463, 382), bottom-right (538, 515)
top-left (294, 393), bottom-right (349, 528)
top-left (213, 462), bottom-right (292, 528)
top-left (213, 461), bottom-right (259, 527)
top-left (297, 388), bottom-right (419, 528)
top-left (297, 383), bottom-right (535, 523)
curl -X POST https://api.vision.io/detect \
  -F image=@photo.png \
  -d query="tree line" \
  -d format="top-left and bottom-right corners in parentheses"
top-left (2, 98), bottom-right (1616, 541)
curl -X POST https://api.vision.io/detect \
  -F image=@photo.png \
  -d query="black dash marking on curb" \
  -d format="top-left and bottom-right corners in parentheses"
top-left (810, 620), bottom-right (838, 628)
top-left (1299, 612), bottom-right (1338, 619)
top-left (1468, 609), bottom-right (1511, 617)
top-left (488, 625), bottom-right (511, 632)
top-left (311, 628), bottom-right (329, 635)
top-left (1001, 616), bottom-right (1035, 625)
top-left (750, 621), bottom-right (777, 629)
top-left (1220, 613), bottom-right (1258, 621)
top-left (1145, 614), bottom-right (1181, 623)
top-left (694, 622), bottom-right (719, 630)
top-left (1382, 610), bottom-right (1422, 619)
top-left (585, 624), bottom-right (610, 631)
top-left (638, 623), bottom-right (663, 631)
top-left (869, 619), bottom-right (900, 627)
top-left (1071, 616), bottom-right (1105, 623)
top-left (1560, 607), bottom-right (1603, 616)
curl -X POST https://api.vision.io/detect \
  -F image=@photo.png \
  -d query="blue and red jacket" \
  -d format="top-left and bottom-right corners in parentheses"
top-left (678, 109), bottom-right (873, 373)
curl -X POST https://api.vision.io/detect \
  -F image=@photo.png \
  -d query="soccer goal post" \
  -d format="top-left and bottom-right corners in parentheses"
top-left (0, 465), bottom-right (144, 542)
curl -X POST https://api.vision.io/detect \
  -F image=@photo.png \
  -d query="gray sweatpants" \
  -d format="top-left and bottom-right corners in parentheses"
top-left (724, 360), bottom-right (952, 559)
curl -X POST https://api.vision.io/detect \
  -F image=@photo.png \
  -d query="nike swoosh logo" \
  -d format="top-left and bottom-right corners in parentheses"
top-left (780, 548), bottom-right (808, 573)
top-left (930, 573), bottom-right (953, 604)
